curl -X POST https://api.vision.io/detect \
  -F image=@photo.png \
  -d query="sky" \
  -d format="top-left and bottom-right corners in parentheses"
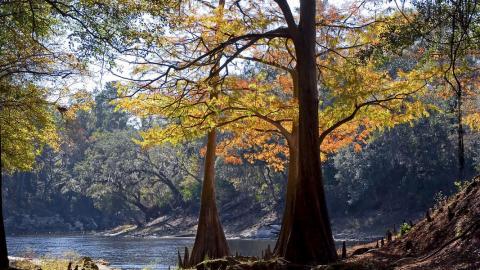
top-left (81, 0), bottom-right (383, 95)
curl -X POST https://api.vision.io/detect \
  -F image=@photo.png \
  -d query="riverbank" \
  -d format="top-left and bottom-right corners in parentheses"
top-left (6, 201), bottom-right (421, 241)
top-left (9, 256), bottom-right (113, 270)
top-left (100, 212), bottom-right (282, 239)
top-left (189, 176), bottom-right (480, 270)
top-left (99, 212), bottom-right (388, 243)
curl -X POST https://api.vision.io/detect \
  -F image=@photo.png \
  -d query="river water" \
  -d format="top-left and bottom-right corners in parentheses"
top-left (7, 235), bottom-right (276, 270)
top-left (7, 235), bottom-right (374, 270)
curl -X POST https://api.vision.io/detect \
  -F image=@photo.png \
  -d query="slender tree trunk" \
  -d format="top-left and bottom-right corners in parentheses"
top-left (189, 129), bottom-right (229, 266)
top-left (456, 92), bottom-right (465, 180)
top-left (283, 0), bottom-right (337, 265)
top-left (0, 175), bottom-right (8, 270)
top-left (274, 129), bottom-right (298, 256)
top-left (0, 130), bottom-right (9, 269)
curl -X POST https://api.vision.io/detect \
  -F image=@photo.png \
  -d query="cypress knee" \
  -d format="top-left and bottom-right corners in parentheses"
top-left (426, 209), bottom-right (432, 222)
top-left (448, 206), bottom-right (454, 221)
top-left (177, 250), bottom-right (183, 268)
top-left (386, 230), bottom-right (392, 243)
top-left (183, 247), bottom-right (189, 267)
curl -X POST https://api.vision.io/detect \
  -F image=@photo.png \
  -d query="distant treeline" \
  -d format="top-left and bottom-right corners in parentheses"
top-left (4, 83), bottom-right (479, 234)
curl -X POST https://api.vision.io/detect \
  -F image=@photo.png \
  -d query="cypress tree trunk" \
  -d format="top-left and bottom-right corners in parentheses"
top-left (0, 130), bottom-right (9, 269)
top-left (189, 1), bottom-right (230, 266)
top-left (188, 129), bottom-right (229, 266)
top-left (275, 70), bottom-right (299, 256)
top-left (283, 0), bottom-right (337, 265)
top-left (274, 131), bottom-right (298, 256)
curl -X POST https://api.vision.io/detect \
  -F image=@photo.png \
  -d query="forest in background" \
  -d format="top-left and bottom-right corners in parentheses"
top-left (5, 82), bottom-right (479, 234)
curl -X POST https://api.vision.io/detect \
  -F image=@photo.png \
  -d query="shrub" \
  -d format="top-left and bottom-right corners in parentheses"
top-left (454, 180), bottom-right (471, 192)
top-left (400, 222), bottom-right (412, 236)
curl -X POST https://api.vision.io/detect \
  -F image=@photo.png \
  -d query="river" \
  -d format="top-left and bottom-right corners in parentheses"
top-left (7, 234), bottom-right (374, 270)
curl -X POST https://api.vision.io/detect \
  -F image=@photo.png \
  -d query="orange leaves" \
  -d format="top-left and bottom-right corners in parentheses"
top-left (278, 75), bottom-right (293, 93)
top-left (199, 146), bottom-right (207, 157)
top-left (224, 156), bottom-right (243, 165)
top-left (217, 122), bottom-right (289, 172)
top-left (353, 143), bottom-right (363, 153)
top-left (234, 79), bottom-right (250, 90)
top-left (320, 119), bottom-right (372, 155)
top-left (244, 142), bottom-right (288, 172)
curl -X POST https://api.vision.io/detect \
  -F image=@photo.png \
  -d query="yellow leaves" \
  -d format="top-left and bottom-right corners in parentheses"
top-left (0, 0), bottom-right (90, 173)
top-left (61, 90), bottom-right (95, 120)
top-left (137, 123), bottom-right (204, 148)
top-left (173, 4), bottom-right (249, 48)
top-left (465, 113), bottom-right (480, 131)
top-left (0, 82), bottom-right (59, 173)
top-left (115, 1), bottom-right (458, 175)
top-left (316, 34), bottom-right (434, 158)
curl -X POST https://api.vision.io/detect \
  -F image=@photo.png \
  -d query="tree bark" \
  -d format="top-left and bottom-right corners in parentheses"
top-left (0, 130), bottom-right (9, 269)
top-left (189, 129), bottom-right (229, 266)
top-left (283, 0), bottom-right (337, 265)
top-left (274, 129), bottom-right (298, 256)
top-left (275, 68), bottom-right (299, 256)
